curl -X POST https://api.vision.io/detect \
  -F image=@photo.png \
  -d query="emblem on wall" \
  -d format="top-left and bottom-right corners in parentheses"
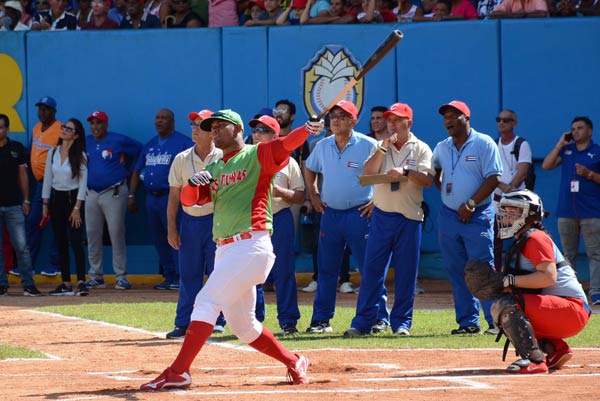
top-left (302, 45), bottom-right (364, 118)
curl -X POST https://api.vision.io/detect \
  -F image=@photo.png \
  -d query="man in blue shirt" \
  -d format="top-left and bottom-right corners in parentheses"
top-left (85, 110), bottom-right (142, 290)
top-left (304, 100), bottom-right (387, 333)
top-left (542, 116), bottom-right (600, 306)
top-left (432, 100), bottom-right (502, 335)
top-left (130, 109), bottom-right (193, 290)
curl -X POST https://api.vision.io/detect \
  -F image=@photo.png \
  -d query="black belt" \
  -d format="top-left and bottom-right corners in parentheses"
top-left (148, 190), bottom-right (169, 197)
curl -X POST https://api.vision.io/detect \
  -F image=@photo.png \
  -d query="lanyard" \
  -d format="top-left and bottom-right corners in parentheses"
top-left (389, 142), bottom-right (415, 168)
top-left (450, 141), bottom-right (470, 177)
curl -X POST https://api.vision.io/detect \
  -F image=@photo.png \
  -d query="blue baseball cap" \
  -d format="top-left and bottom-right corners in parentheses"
top-left (35, 96), bottom-right (57, 109)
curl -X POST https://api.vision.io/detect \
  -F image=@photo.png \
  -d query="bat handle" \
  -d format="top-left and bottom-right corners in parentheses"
top-left (309, 115), bottom-right (320, 122)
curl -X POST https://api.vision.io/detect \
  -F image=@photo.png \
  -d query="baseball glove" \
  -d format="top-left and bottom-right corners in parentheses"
top-left (464, 259), bottom-right (504, 301)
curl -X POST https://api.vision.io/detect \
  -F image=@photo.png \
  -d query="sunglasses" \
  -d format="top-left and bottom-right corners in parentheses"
top-left (329, 113), bottom-right (351, 120)
top-left (272, 108), bottom-right (289, 116)
top-left (61, 124), bottom-right (76, 133)
top-left (252, 127), bottom-right (274, 134)
top-left (190, 122), bottom-right (202, 129)
top-left (496, 117), bottom-right (514, 123)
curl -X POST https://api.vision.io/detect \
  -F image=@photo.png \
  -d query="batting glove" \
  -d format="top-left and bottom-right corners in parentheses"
top-left (305, 119), bottom-right (325, 136)
top-left (188, 170), bottom-right (213, 187)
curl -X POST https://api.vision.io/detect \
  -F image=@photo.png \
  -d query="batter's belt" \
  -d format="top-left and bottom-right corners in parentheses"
top-left (216, 231), bottom-right (253, 246)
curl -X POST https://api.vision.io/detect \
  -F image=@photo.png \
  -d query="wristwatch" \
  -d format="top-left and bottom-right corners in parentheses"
top-left (467, 199), bottom-right (477, 209)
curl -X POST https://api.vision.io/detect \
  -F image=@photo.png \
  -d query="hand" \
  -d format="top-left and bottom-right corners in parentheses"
top-left (557, 131), bottom-right (572, 148)
top-left (309, 192), bottom-right (326, 214)
top-left (358, 200), bottom-right (374, 218)
top-left (381, 133), bottom-right (397, 148)
top-left (189, 170), bottom-right (213, 186)
top-left (575, 163), bottom-right (591, 178)
top-left (69, 209), bottom-right (82, 229)
top-left (386, 167), bottom-right (405, 181)
top-left (168, 228), bottom-right (181, 250)
top-left (23, 202), bottom-right (31, 216)
top-left (303, 199), bottom-right (314, 214)
top-left (272, 184), bottom-right (285, 198)
top-left (457, 203), bottom-right (473, 224)
top-left (127, 197), bottom-right (138, 214)
top-left (305, 119), bottom-right (325, 136)
top-left (42, 205), bottom-right (49, 219)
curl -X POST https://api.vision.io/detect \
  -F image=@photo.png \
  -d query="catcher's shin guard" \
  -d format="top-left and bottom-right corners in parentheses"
top-left (494, 301), bottom-right (544, 363)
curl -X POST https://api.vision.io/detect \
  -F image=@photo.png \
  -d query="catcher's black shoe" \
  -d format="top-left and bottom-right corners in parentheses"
top-left (450, 326), bottom-right (480, 335)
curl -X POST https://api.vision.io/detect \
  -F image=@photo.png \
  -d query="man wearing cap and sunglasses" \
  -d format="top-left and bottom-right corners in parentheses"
top-left (140, 109), bottom-right (323, 391)
top-left (432, 100), bottom-right (502, 335)
top-left (85, 110), bottom-right (142, 290)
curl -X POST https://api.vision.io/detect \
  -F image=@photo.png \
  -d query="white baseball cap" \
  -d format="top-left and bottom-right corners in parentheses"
top-left (4, 1), bottom-right (24, 15)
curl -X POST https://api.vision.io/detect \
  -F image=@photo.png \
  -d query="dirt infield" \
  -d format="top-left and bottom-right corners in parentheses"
top-left (1, 279), bottom-right (598, 401)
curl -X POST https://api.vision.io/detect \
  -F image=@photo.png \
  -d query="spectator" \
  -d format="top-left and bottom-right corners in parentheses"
top-left (27, 96), bottom-right (61, 277)
top-left (35, 0), bottom-right (52, 15)
top-left (18, 0), bottom-right (34, 27)
top-left (107, 0), bottom-right (127, 23)
top-left (85, 110), bottom-right (141, 290)
top-left (75, 0), bottom-right (92, 28)
top-left (393, 0), bottom-right (418, 21)
top-left (489, 0), bottom-right (548, 18)
top-left (144, 0), bottom-right (169, 25)
top-left (447, 0), bottom-right (478, 19)
top-left (476, 0), bottom-right (503, 17)
top-left (208, 0), bottom-right (239, 26)
top-left (243, 0), bottom-right (264, 23)
top-left (130, 109), bottom-right (193, 290)
top-left (576, 0), bottom-right (600, 15)
top-left (548, 0), bottom-right (578, 16)
top-left (250, 115), bottom-right (304, 335)
top-left (369, 105), bottom-right (388, 141)
top-left (304, 100), bottom-right (384, 333)
top-left (344, 102), bottom-right (434, 337)
top-left (542, 116), bottom-right (600, 305)
top-left (0, 114), bottom-right (42, 297)
top-left (276, 0), bottom-right (308, 24)
top-left (492, 109), bottom-right (532, 270)
top-left (120, 0), bottom-right (161, 27)
top-left (43, 119), bottom-right (89, 297)
top-left (244, 0), bottom-right (282, 25)
top-left (432, 100), bottom-right (502, 335)
top-left (165, 109), bottom-right (228, 338)
top-left (413, 0), bottom-right (449, 21)
top-left (164, 0), bottom-right (204, 27)
top-left (357, 0), bottom-right (384, 22)
top-left (31, 0), bottom-right (78, 30)
top-left (306, 0), bottom-right (330, 17)
top-left (83, 0), bottom-right (119, 28)
top-left (0, 1), bottom-right (30, 30)
top-left (301, 0), bottom-right (355, 23)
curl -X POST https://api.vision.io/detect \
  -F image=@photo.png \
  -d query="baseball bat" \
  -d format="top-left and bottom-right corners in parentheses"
top-left (316, 30), bottom-right (404, 120)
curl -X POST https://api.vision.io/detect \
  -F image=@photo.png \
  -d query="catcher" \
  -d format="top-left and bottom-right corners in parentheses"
top-left (465, 190), bottom-right (591, 374)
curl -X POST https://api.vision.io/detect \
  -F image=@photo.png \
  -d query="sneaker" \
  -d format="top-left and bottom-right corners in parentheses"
top-left (76, 282), bottom-right (89, 296)
top-left (353, 286), bottom-right (360, 294)
top-left (169, 282), bottom-right (180, 290)
top-left (415, 282), bottom-right (425, 295)
top-left (339, 282), bottom-right (354, 293)
top-left (40, 267), bottom-right (60, 277)
top-left (591, 294), bottom-right (600, 305)
top-left (0, 286), bottom-right (8, 296)
top-left (115, 278), bottom-right (132, 290)
top-left (281, 323), bottom-right (299, 336)
top-left (49, 284), bottom-right (74, 296)
top-left (546, 346), bottom-right (573, 369)
top-left (395, 327), bottom-right (410, 336)
top-left (484, 324), bottom-right (500, 335)
top-left (343, 327), bottom-right (367, 337)
top-left (166, 326), bottom-right (187, 339)
top-left (306, 320), bottom-right (332, 334)
top-left (450, 326), bottom-right (481, 335)
top-left (213, 325), bottom-right (226, 334)
top-left (140, 367), bottom-right (192, 391)
top-left (8, 268), bottom-right (20, 276)
top-left (286, 354), bottom-right (309, 385)
top-left (301, 280), bottom-right (317, 293)
top-left (154, 280), bottom-right (174, 290)
top-left (371, 320), bottom-right (389, 334)
top-left (505, 358), bottom-right (548, 374)
top-left (23, 285), bottom-right (42, 297)
top-left (85, 277), bottom-right (105, 289)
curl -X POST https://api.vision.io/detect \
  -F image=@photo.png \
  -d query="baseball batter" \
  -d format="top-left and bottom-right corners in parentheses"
top-left (140, 109), bottom-right (323, 391)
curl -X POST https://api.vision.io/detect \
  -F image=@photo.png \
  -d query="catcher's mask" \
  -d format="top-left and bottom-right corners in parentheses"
top-left (496, 189), bottom-right (545, 239)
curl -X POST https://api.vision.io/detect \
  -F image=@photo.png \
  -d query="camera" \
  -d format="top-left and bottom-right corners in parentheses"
top-left (565, 132), bottom-right (573, 142)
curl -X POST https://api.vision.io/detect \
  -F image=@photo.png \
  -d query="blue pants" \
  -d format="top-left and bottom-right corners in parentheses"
top-left (438, 204), bottom-right (495, 328)
top-left (25, 179), bottom-right (59, 270)
top-left (0, 206), bottom-right (35, 288)
top-left (146, 193), bottom-right (179, 283)
top-left (311, 206), bottom-right (381, 322)
top-left (271, 209), bottom-right (301, 327)
top-left (352, 208), bottom-right (421, 333)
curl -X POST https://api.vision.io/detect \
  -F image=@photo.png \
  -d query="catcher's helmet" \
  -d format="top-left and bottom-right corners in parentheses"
top-left (496, 189), bottom-right (545, 239)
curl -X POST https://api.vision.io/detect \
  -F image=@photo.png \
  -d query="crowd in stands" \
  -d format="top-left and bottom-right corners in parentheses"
top-left (1, 0), bottom-right (599, 31)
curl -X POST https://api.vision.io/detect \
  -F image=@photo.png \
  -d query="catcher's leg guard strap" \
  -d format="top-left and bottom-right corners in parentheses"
top-left (497, 304), bottom-right (544, 363)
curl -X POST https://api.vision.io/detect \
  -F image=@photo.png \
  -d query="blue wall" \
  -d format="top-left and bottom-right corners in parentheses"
top-left (1, 18), bottom-right (598, 278)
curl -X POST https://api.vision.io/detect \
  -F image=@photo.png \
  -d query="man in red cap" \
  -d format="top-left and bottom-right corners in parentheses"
top-left (84, 110), bottom-right (142, 290)
top-left (344, 102), bottom-right (435, 337)
top-left (164, 109), bottom-right (227, 339)
top-left (432, 100), bottom-right (502, 335)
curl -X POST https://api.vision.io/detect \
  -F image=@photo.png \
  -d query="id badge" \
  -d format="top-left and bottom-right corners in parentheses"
top-left (390, 182), bottom-right (400, 192)
top-left (446, 182), bottom-right (453, 195)
top-left (570, 180), bottom-right (580, 193)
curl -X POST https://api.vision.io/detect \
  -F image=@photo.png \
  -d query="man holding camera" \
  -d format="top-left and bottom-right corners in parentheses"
top-left (542, 116), bottom-right (600, 306)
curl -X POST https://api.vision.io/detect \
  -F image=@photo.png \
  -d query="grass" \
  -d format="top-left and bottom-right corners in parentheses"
top-left (0, 343), bottom-right (47, 360)
top-left (38, 302), bottom-right (600, 350)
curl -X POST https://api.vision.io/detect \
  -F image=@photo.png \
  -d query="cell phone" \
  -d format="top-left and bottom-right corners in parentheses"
top-left (565, 132), bottom-right (573, 142)
top-left (39, 214), bottom-right (50, 229)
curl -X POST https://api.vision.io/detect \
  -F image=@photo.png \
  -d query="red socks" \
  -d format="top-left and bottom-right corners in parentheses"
top-left (170, 321), bottom-right (213, 374)
top-left (249, 326), bottom-right (298, 367)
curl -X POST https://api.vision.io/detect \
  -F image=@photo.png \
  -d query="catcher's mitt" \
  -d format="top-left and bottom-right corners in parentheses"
top-left (464, 259), bottom-right (504, 301)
